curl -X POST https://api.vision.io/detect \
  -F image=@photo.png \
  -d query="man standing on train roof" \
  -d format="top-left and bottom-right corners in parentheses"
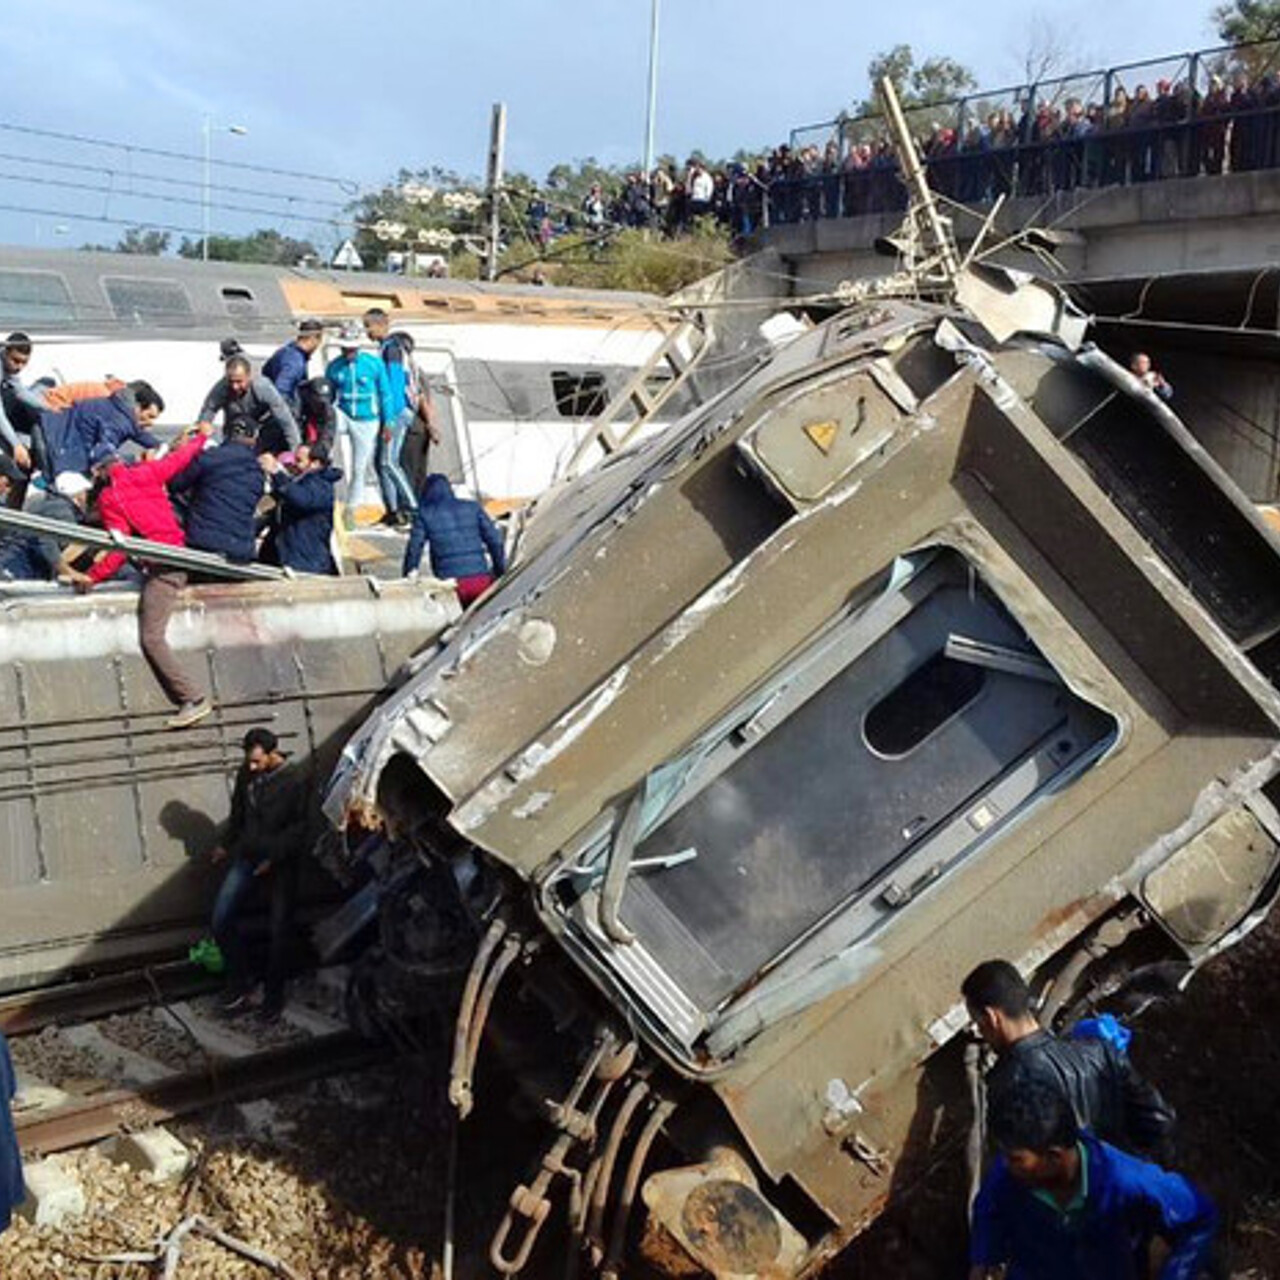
top-left (325, 324), bottom-right (390, 526)
top-left (170, 420), bottom-right (266, 567)
top-left (197, 353), bottom-right (300, 457)
top-left (402, 474), bottom-right (507, 606)
top-left (262, 319), bottom-right (325, 410)
top-left (67, 422), bottom-right (217, 730)
top-left (0, 333), bottom-right (42, 472)
top-left (362, 308), bottom-right (418, 528)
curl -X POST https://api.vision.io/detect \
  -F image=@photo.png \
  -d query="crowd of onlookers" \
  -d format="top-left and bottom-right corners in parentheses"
top-left (542, 67), bottom-right (1280, 240)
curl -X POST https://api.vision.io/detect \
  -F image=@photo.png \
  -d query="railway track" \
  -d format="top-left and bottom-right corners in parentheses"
top-left (4, 961), bottom-right (385, 1157)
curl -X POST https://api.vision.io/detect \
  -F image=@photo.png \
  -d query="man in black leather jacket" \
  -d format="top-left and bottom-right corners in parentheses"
top-left (962, 959), bottom-right (1176, 1159)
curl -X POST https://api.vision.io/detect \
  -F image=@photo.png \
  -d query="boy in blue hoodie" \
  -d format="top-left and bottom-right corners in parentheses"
top-left (970, 1081), bottom-right (1215, 1280)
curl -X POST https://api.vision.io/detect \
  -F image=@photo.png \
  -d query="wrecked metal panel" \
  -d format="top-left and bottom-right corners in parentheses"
top-left (1143, 807), bottom-right (1279, 947)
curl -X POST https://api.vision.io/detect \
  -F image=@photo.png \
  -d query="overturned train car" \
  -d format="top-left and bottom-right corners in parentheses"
top-left (324, 274), bottom-right (1280, 1275)
top-left (0, 575), bottom-right (455, 990)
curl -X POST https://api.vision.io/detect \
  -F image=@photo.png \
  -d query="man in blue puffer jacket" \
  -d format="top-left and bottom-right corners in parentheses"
top-left (402, 474), bottom-right (506, 605)
top-left (37, 380), bottom-right (164, 479)
top-left (264, 442), bottom-right (341, 575)
top-left (170, 422), bottom-right (264, 564)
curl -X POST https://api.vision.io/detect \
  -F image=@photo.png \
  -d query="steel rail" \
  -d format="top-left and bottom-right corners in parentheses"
top-left (15, 1029), bottom-right (380, 1157)
top-left (0, 508), bottom-right (290, 582)
top-left (0, 961), bottom-right (220, 1037)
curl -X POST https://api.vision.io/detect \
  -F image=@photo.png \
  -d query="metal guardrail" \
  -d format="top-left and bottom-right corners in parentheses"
top-left (766, 38), bottom-right (1280, 227)
top-left (0, 506), bottom-right (292, 581)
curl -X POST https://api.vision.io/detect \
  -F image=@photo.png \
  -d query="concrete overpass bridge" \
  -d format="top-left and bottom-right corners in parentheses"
top-left (747, 44), bottom-right (1280, 500)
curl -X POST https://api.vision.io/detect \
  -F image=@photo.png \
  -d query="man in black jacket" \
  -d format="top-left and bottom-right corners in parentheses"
top-left (962, 959), bottom-right (1175, 1159)
top-left (210, 727), bottom-right (309, 1017)
top-left (171, 421), bottom-right (264, 564)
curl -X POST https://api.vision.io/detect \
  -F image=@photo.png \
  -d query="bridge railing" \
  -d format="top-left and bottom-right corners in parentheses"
top-left (766, 39), bottom-right (1280, 227)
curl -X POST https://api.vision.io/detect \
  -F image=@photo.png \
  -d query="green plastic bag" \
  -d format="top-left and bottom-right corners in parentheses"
top-left (188, 938), bottom-right (225, 975)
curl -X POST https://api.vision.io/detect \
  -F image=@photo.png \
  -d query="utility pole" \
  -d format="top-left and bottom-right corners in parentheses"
top-left (485, 103), bottom-right (507, 283)
top-left (642, 0), bottom-right (661, 192)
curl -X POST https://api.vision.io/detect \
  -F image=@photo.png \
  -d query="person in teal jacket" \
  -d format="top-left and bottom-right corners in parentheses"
top-left (325, 325), bottom-right (390, 523)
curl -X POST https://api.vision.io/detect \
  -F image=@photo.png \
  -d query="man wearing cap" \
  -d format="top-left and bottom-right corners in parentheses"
top-left (71, 423), bottom-right (217, 729)
top-left (0, 333), bottom-right (41, 474)
top-left (325, 324), bottom-right (390, 525)
top-left (262, 319), bottom-right (325, 411)
top-left (198, 354), bottom-right (300, 458)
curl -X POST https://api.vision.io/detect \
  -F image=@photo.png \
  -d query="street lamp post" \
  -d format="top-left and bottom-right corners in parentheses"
top-left (202, 116), bottom-right (248, 262)
top-left (642, 0), bottom-right (661, 193)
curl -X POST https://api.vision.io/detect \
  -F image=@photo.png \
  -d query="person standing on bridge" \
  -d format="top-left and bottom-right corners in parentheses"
top-left (210, 727), bottom-right (309, 1020)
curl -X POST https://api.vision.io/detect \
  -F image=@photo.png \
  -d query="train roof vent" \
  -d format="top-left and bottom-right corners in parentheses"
top-left (220, 285), bottom-right (262, 332)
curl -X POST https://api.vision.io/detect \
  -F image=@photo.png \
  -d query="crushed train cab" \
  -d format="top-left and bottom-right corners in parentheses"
top-left (320, 92), bottom-right (1280, 1274)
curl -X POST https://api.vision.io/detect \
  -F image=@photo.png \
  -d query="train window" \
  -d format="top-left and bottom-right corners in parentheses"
top-left (220, 285), bottom-right (262, 332)
top-left (551, 370), bottom-right (609, 418)
top-left (103, 277), bottom-right (196, 328)
top-left (0, 270), bottom-right (75, 326)
top-left (863, 652), bottom-right (987, 758)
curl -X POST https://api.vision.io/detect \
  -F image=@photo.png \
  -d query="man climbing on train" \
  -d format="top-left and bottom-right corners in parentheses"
top-left (66, 422), bottom-right (217, 729)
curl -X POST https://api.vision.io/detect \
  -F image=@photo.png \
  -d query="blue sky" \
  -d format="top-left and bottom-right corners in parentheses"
top-left (0, 0), bottom-right (1223, 252)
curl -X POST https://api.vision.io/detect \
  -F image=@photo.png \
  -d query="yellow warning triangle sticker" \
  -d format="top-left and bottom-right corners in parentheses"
top-left (804, 419), bottom-right (839, 454)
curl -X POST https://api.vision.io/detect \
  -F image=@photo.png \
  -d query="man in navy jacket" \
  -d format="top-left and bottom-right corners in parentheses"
top-left (171, 423), bottom-right (264, 563)
top-left (264, 443), bottom-right (341, 575)
top-left (262, 319), bottom-right (324, 410)
top-left (970, 1081), bottom-right (1215, 1280)
top-left (402, 474), bottom-right (506, 605)
top-left (38, 381), bottom-right (164, 479)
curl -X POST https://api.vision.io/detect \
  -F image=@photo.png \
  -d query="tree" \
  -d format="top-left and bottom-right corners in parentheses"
top-left (858, 45), bottom-right (978, 116)
top-left (119, 227), bottom-right (171, 255)
top-left (176, 229), bottom-right (317, 265)
top-left (1214, 0), bottom-right (1280, 45)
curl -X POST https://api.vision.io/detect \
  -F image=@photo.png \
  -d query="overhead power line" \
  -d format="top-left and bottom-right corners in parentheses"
top-left (0, 149), bottom-right (350, 211)
top-left (0, 170), bottom-right (354, 229)
top-left (0, 121), bottom-right (362, 193)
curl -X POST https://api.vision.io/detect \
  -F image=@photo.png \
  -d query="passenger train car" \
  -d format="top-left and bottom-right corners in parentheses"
top-left (0, 246), bottom-right (674, 506)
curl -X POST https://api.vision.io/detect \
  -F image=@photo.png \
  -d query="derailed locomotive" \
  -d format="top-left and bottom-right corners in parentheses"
top-left (321, 103), bottom-right (1280, 1277)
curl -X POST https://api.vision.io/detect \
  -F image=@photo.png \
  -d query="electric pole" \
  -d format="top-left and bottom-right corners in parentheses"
top-left (485, 103), bottom-right (507, 282)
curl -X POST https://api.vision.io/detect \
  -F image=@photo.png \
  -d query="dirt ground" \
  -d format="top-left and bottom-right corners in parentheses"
top-left (7, 911), bottom-right (1280, 1277)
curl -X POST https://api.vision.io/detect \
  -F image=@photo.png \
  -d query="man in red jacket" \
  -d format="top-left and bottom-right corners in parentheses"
top-left (70, 423), bottom-right (215, 728)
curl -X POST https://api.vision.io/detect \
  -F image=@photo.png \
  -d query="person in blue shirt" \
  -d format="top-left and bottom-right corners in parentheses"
top-left (262, 319), bottom-right (324, 411)
top-left (363, 308), bottom-right (419, 528)
top-left (325, 325), bottom-right (390, 526)
top-left (970, 1080), bottom-right (1215, 1280)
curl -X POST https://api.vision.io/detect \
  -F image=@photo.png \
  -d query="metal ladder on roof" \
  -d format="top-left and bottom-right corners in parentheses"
top-left (558, 309), bottom-right (711, 482)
